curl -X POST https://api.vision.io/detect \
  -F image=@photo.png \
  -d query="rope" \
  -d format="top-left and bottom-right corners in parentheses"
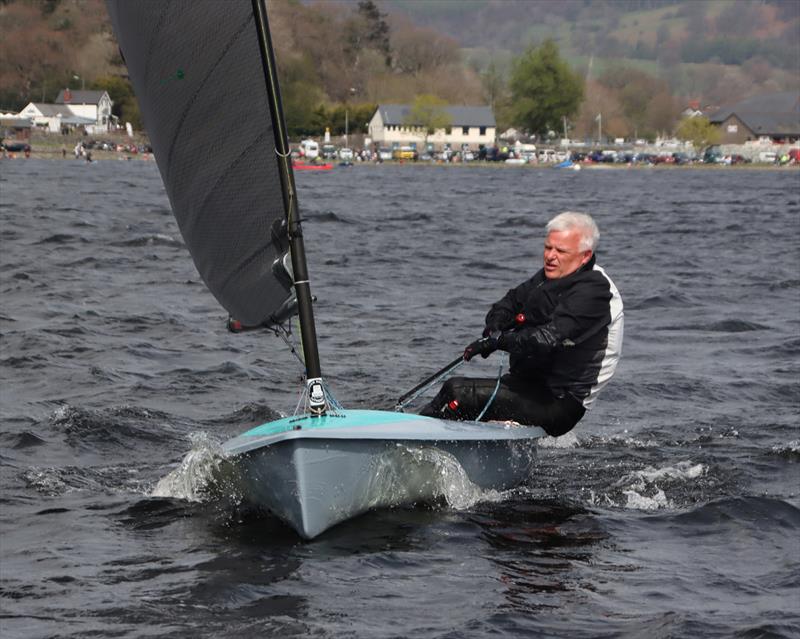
top-left (272, 323), bottom-right (305, 367)
top-left (476, 361), bottom-right (504, 421)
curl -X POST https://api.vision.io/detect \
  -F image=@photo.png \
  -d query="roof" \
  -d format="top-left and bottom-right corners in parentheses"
top-left (376, 104), bottom-right (496, 127)
top-left (25, 103), bottom-right (75, 117)
top-left (709, 92), bottom-right (800, 135)
top-left (55, 89), bottom-right (108, 105)
top-left (60, 114), bottom-right (97, 125)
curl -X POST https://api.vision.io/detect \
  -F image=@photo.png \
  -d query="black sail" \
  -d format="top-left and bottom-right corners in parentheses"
top-left (106, 0), bottom-right (293, 326)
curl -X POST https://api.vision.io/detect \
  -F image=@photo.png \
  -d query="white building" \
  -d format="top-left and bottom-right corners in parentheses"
top-left (56, 89), bottom-right (114, 132)
top-left (368, 104), bottom-right (496, 150)
top-left (18, 102), bottom-right (95, 133)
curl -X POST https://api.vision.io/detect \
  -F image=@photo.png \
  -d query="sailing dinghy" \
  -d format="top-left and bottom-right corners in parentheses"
top-left (107, 0), bottom-right (545, 539)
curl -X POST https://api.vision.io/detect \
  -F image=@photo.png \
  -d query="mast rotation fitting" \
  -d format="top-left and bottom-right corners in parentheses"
top-left (307, 377), bottom-right (327, 415)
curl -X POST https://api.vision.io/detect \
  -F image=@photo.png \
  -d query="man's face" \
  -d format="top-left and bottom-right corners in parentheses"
top-left (543, 229), bottom-right (592, 279)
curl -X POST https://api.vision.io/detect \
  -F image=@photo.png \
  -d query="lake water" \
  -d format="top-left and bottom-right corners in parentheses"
top-left (1, 159), bottom-right (799, 638)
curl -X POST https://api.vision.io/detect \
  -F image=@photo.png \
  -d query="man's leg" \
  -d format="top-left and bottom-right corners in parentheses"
top-left (418, 376), bottom-right (500, 420)
top-left (420, 375), bottom-right (585, 436)
top-left (483, 376), bottom-right (586, 436)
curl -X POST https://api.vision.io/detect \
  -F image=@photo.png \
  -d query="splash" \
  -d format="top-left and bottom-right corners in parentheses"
top-left (588, 461), bottom-right (708, 511)
top-left (538, 431), bottom-right (580, 449)
top-left (771, 440), bottom-right (800, 457)
top-left (359, 444), bottom-right (508, 512)
top-left (150, 432), bottom-right (226, 502)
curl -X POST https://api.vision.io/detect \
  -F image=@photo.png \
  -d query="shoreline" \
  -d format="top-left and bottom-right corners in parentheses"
top-left (4, 152), bottom-right (795, 170)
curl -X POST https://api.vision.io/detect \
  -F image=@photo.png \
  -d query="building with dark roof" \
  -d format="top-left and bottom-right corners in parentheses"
top-left (368, 104), bottom-right (496, 150)
top-left (709, 92), bottom-right (800, 144)
top-left (55, 88), bottom-right (114, 132)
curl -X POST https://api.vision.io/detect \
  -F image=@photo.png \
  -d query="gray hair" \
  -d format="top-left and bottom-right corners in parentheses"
top-left (546, 211), bottom-right (599, 251)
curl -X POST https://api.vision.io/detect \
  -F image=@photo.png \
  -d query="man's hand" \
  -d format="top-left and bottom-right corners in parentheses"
top-left (464, 332), bottom-right (501, 361)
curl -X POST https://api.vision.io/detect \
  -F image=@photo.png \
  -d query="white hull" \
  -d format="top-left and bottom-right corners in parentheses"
top-left (222, 410), bottom-right (545, 539)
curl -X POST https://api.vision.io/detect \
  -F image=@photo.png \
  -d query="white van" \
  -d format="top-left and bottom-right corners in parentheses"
top-left (299, 139), bottom-right (319, 159)
top-left (757, 151), bottom-right (776, 163)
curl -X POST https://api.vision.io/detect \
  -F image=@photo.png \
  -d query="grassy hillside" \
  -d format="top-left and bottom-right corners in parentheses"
top-left (384, 0), bottom-right (800, 106)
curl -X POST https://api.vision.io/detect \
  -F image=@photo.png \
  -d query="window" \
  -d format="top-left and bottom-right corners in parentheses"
top-left (479, 127), bottom-right (487, 136)
top-left (462, 126), bottom-right (469, 135)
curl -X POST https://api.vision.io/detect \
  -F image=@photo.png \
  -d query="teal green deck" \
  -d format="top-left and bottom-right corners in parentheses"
top-left (240, 409), bottom-right (427, 438)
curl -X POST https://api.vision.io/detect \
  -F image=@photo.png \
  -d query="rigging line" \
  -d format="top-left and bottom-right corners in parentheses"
top-left (273, 324), bottom-right (305, 368)
top-left (476, 361), bottom-right (504, 422)
top-left (293, 385), bottom-right (306, 416)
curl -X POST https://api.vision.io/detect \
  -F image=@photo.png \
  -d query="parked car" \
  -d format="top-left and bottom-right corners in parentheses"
top-left (392, 146), bottom-right (417, 160)
top-left (321, 144), bottom-right (337, 160)
top-left (299, 139), bottom-right (319, 159)
top-left (2, 141), bottom-right (31, 153)
top-left (378, 147), bottom-right (392, 161)
top-left (338, 147), bottom-right (353, 161)
top-left (703, 150), bottom-right (723, 164)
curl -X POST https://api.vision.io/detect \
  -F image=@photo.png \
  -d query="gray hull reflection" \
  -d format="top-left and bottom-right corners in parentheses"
top-left (222, 411), bottom-right (545, 539)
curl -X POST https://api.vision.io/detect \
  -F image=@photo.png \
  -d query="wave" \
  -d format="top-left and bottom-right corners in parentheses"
top-left (664, 495), bottom-right (800, 530)
top-left (6, 431), bottom-right (48, 449)
top-left (0, 354), bottom-right (48, 369)
top-left (110, 234), bottom-right (184, 248)
top-left (23, 463), bottom-right (152, 496)
top-left (651, 319), bottom-right (769, 332)
top-left (769, 440), bottom-right (800, 459)
top-left (201, 402), bottom-right (282, 429)
top-left (628, 291), bottom-right (694, 309)
top-left (768, 279), bottom-right (800, 291)
top-left (305, 211), bottom-right (348, 223)
top-left (50, 404), bottom-right (183, 451)
top-left (461, 260), bottom-right (507, 272)
top-left (34, 233), bottom-right (89, 244)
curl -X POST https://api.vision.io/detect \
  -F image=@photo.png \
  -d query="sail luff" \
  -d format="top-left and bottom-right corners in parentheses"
top-left (251, 0), bottom-right (325, 413)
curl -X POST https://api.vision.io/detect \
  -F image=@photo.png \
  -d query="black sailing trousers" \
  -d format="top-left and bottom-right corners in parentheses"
top-left (418, 375), bottom-right (585, 437)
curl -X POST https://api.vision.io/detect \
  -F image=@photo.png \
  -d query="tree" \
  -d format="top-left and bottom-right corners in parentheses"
top-left (675, 116), bottom-right (721, 150)
top-left (481, 59), bottom-right (506, 111)
top-left (357, 0), bottom-right (390, 65)
top-left (403, 94), bottom-right (451, 147)
top-left (391, 22), bottom-right (460, 76)
top-left (508, 40), bottom-right (583, 136)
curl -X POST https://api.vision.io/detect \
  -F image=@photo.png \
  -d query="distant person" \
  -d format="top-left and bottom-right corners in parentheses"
top-left (420, 212), bottom-right (624, 437)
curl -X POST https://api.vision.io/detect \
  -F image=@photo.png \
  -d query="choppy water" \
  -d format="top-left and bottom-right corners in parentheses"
top-left (1, 158), bottom-right (799, 638)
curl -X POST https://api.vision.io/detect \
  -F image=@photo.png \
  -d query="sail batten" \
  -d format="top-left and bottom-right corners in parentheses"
top-left (106, 0), bottom-right (293, 326)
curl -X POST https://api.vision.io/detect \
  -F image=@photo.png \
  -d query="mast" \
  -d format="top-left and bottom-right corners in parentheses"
top-left (252, 0), bottom-right (327, 415)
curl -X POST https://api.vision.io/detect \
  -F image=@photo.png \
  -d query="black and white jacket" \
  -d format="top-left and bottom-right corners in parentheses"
top-left (485, 255), bottom-right (623, 408)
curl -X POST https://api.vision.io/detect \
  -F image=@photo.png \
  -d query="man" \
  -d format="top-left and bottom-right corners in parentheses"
top-left (420, 211), bottom-right (623, 437)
